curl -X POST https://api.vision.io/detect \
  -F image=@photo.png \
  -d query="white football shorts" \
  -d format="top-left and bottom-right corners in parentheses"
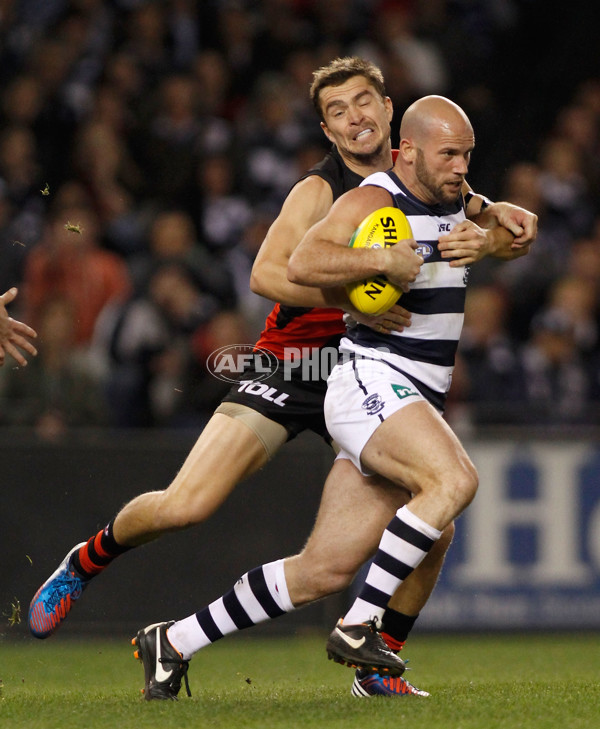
top-left (324, 356), bottom-right (427, 475)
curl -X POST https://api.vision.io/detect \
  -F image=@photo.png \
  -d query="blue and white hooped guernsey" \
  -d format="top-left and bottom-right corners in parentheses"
top-left (342, 170), bottom-right (468, 412)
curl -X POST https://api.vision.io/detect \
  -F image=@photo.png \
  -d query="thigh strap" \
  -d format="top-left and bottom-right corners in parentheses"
top-left (214, 402), bottom-right (289, 460)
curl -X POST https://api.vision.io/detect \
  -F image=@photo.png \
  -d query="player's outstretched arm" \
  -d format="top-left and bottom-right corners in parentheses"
top-left (0, 288), bottom-right (38, 367)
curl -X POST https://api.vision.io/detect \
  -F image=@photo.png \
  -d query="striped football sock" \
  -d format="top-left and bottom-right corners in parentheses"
top-left (343, 506), bottom-right (441, 627)
top-left (167, 559), bottom-right (293, 660)
top-left (71, 521), bottom-right (131, 579)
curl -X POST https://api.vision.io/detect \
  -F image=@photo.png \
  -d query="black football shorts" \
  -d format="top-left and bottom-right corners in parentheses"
top-left (221, 358), bottom-right (331, 443)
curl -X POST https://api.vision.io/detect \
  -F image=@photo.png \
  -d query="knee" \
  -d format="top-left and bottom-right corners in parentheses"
top-left (444, 461), bottom-right (478, 515)
top-left (457, 461), bottom-right (479, 508)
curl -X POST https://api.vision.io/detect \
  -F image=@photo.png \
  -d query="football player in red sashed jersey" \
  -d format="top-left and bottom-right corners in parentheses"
top-left (29, 57), bottom-right (536, 700)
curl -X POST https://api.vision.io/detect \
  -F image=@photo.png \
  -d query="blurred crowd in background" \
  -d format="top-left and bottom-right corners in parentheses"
top-left (1, 0), bottom-right (600, 437)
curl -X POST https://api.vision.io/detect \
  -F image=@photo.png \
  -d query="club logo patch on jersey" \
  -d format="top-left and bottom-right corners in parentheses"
top-left (362, 393), bottom-right (384, 415)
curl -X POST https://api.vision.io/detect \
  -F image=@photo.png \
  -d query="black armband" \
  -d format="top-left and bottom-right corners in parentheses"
top-left (465, 191), bottom-right (492, 213)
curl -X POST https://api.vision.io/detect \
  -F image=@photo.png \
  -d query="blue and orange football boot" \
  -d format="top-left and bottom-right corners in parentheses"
top-left (351, 669), bottom-right (430, 697)
top-left (28, 542), bottom-right (90, 638)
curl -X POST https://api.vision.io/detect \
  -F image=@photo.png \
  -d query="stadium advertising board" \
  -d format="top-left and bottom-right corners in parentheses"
top-left (421, 440), bottom-right (600, 630)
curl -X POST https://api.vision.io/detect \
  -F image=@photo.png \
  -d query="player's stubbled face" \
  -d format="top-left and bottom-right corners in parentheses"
top-left (320, 76), bottom-right (393, 166)
top-left (414, 126), bottom-right (474, 207)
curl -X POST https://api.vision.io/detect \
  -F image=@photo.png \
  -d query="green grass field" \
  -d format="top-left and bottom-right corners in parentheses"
top-left (1, 632), bottom-right (599, 729)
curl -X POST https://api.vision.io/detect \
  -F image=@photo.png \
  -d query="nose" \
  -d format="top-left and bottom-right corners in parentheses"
top-left (454, 155), bottom-right (469, 175)
top-left (347, 103), bottom-right (364, 125)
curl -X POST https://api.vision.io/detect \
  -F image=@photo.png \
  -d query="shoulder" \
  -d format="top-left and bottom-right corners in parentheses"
top-left (329, 181), bottom-right (394, 224)
top-left (360, 171), bottom-right (400, 195)
top-left (283, 174), bottom-right (334, 218)
top-left (302, 148), bottom-right (363, 199)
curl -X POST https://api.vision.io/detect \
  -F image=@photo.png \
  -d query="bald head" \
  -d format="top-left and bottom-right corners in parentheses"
top-left (400, 95), bottom-right (473, 144)
top-left (396, 95), bottom-right (474, 206)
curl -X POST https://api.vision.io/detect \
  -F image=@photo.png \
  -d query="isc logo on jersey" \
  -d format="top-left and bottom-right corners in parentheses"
top-left (346, 207), bottom-right (413, 316)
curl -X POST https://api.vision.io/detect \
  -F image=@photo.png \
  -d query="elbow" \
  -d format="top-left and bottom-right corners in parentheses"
top-left (286, 256), bottom-right (305, 285)
top-left (250, 260), bottom-right (277, 297)
top-left (249, 267), bottom-right (265, 296)
top-left (287, 247), bottom-right (312, 285)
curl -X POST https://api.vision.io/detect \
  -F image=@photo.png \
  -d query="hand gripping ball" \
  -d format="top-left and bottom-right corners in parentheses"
top-left (346, 206), bottom-right (413, 316)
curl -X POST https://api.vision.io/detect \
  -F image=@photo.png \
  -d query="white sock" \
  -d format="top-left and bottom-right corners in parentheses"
top-left (343, 506), bottom-right (441, 626)
top-left (167, 558), bottom-right (293, 660)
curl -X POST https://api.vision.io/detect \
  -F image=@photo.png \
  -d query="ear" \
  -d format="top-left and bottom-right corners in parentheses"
top-left (384, 96), bottom-right (394, 123)
top-left (320, 121), bottom-right (334, 144)
top-left (399, 138), bottom-right (416, 164)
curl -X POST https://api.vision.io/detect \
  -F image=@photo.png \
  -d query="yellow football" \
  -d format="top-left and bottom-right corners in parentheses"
top-left (346, 206), bottom-right (413, 316)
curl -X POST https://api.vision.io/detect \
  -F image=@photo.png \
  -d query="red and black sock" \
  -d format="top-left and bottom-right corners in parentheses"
top-left (71, 521), bottom-right (131, 579)
top-left (381, 607), bottom-right (419, 652)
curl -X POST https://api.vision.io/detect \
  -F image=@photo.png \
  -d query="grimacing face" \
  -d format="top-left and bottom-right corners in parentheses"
top-left (319, 76), bottom-right (393, 166)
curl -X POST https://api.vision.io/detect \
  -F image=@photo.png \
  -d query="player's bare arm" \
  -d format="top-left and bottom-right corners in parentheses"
top-left (288, 185), bottom-right (422, 290)
top-left (482, 201), bottom-right (538, 247)
top-left (457, 182), bottom-right (537, 252)
top-left (439, 199), bottom-right (537, 266)
top-left (438, 219), bottom-right (519, 266)
top-left (250, 175), bottom-right (336, 307)
top-left (253, 176), bottom-right (412, 331)
top-left (0, 287), bottom-right (38, 367)
top-left (462, 192), bottom-right (537, 248)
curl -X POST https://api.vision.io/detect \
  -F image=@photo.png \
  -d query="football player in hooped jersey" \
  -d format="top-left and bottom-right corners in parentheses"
top-left (29, 59), bottom-right (536, 699)
top-left (288, 95), bottom-right (526, 675)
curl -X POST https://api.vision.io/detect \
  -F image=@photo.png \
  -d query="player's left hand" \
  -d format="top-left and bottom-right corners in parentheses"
top-left (355, 302), bottom-right (412, 334)
top-left (485, 201), bottom-right (538, 249)
top-left (437, 219), bottom-right (491, 267)
top-left (0, 287), bottom-right (38, 367)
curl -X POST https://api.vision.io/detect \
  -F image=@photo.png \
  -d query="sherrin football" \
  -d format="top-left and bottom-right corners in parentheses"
top-left (346, 206), bottom-right (413, 316)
